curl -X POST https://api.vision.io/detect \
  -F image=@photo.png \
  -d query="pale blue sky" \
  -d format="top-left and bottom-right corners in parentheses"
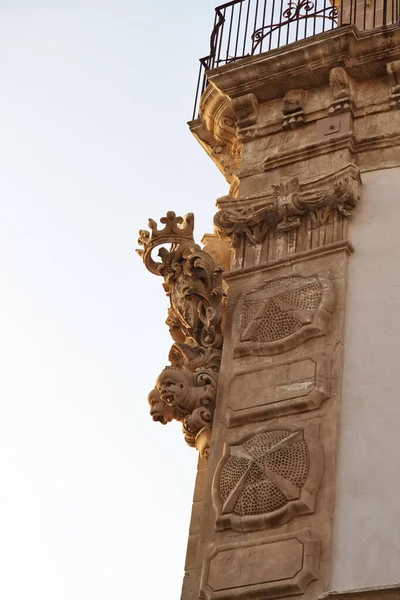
top-left (0, 2), bottom-right (227, 598)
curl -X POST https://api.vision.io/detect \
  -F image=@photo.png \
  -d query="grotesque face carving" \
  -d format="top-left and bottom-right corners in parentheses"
top-left (147, 387), bottom-right (176, 425)
top-left (156, 367), bottom-right (190, 408)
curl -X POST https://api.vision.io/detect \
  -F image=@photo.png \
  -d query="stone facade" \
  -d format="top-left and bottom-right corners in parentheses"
top-left (138, 21), bottom-right (400, 600)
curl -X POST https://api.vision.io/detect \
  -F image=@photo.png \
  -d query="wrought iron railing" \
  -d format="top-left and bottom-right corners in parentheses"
top-left (192, 0), bottom-right (400, 119)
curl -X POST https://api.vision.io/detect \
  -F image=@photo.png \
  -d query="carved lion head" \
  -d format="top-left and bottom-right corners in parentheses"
top-left (147, 387), bottom-right (176, 425)
top-left (156, 366), bottom-right (191, 408)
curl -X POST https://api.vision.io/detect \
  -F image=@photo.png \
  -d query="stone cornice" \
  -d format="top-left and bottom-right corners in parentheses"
top-left (189, 25), bottom-right (400, 184)
top-left (216, 163), bottom-right (361, 212)
top-left (206, 25), bottom-right (400, 103)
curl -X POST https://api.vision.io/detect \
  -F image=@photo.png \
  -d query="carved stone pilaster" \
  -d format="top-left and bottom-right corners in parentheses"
top-left (214, 164), bottom-right (361, 269)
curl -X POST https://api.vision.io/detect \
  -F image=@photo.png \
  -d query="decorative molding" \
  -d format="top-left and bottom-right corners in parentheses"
top-left (212, 424), bottom-right (324, 532)
top-left (387, 60), bottom-right (400, 108)
top-left (223, 240), bottom-right (354, 282)
top-left (189, 85), bottom-right (241, 184)
top-left (282, 89), bottom-right (306, 129)
top-left (206, 26), bottom-right (400, 104)
top-left (190, 28), bottom-right (400, 184)
top-left (200, 530), bottom-right (320, 599)
top-left (215, 164), bottom-right (361, 268)
top-left (137, 212), bottom-right (226, 457)
top-left (226, 355), bottom-right (331, 426)
top-left (329, 67), bottom-right (353, 114)
top-left (233, 275), bottom-right (334, 357)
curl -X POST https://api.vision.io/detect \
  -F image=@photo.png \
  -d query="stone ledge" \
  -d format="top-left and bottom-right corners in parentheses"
top-left (206, 25), bottom-right (400, 102)
top-left (320, 584), bottom-right (400, 600)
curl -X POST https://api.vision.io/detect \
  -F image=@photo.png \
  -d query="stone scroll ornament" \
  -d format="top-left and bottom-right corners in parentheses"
top-left (137, 211), bottom-right (226, 458)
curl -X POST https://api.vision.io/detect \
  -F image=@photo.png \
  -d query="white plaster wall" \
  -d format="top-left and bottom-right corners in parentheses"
top-left (331, 167), bottom-right (400, 591)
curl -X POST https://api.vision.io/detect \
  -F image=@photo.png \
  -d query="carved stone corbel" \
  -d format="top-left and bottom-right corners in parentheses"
top-left (137, 212), bottom-right (226, 458)
top-left (328, 67), bottom-right (353, 114)
top-left (154, 365), bottom-right (217, 457)
top-left (387, 60), bottom-right (400, 108)
top-left (189, 85), bottom-right (242, 184)
top-left (282, 89), bottom-right (306, 129)
top-left (231, 93), bottom-right (260, 130)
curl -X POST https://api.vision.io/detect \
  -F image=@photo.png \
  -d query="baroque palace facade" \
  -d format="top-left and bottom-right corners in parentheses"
top-left (138, 1), bottom-right (400, 599)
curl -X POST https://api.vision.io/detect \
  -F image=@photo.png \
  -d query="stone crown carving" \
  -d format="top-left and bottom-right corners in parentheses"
top-left (138, 211), bottom-right (225, 350)
top-left (137, 212), bottom-right (226, 458)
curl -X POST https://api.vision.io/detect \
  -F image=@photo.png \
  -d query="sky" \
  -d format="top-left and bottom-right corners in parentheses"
top-left (0, 2), bottom-right (227, 599)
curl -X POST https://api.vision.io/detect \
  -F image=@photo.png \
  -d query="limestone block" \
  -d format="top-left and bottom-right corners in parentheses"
top-left (200, 531), bottom-right (319, 599)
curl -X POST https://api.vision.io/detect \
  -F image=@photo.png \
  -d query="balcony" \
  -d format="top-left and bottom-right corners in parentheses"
top-left (192, 0), bottom-right (400, 119)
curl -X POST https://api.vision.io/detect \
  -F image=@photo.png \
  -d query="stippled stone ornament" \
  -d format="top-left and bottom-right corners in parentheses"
top-left (213, 424), bottom-right (323, 531)
top-left (234, 275), bottom-right (334, 357)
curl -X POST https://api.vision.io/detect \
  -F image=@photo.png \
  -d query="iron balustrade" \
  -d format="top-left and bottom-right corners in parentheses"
top-left (192, 0), bottom-right (400, 119)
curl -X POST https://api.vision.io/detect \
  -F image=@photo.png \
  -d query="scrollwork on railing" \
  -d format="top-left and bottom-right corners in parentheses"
top-left (251, 0), bottom-right (338, 53)
top-left (192, 0), bottom-right (346, 119)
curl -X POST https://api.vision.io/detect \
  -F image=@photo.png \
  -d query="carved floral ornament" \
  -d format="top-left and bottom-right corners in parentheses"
top-left (137, 211), bottom-right (226, 458)
top-left (214, 164), bottom-right (361, 248)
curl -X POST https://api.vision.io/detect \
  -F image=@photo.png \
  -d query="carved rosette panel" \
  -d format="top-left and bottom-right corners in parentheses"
top-left (234, 275), bottom-right (334, 357)
top-left (212, 425), bottom-right (323, 531)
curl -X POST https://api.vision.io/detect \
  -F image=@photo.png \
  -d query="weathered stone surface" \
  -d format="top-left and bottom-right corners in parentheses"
top-left (200, 531), bottom-right (319, 599)
top-left (173, 19), bottom-right (400, 600)
top-left (226, 355), bottom-right (330, 425)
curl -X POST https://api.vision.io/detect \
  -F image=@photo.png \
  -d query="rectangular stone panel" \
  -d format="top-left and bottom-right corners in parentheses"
top-left (200, 531), bottom-right (319, 600)
top-left (226, 356), bottom-right (330, 426)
